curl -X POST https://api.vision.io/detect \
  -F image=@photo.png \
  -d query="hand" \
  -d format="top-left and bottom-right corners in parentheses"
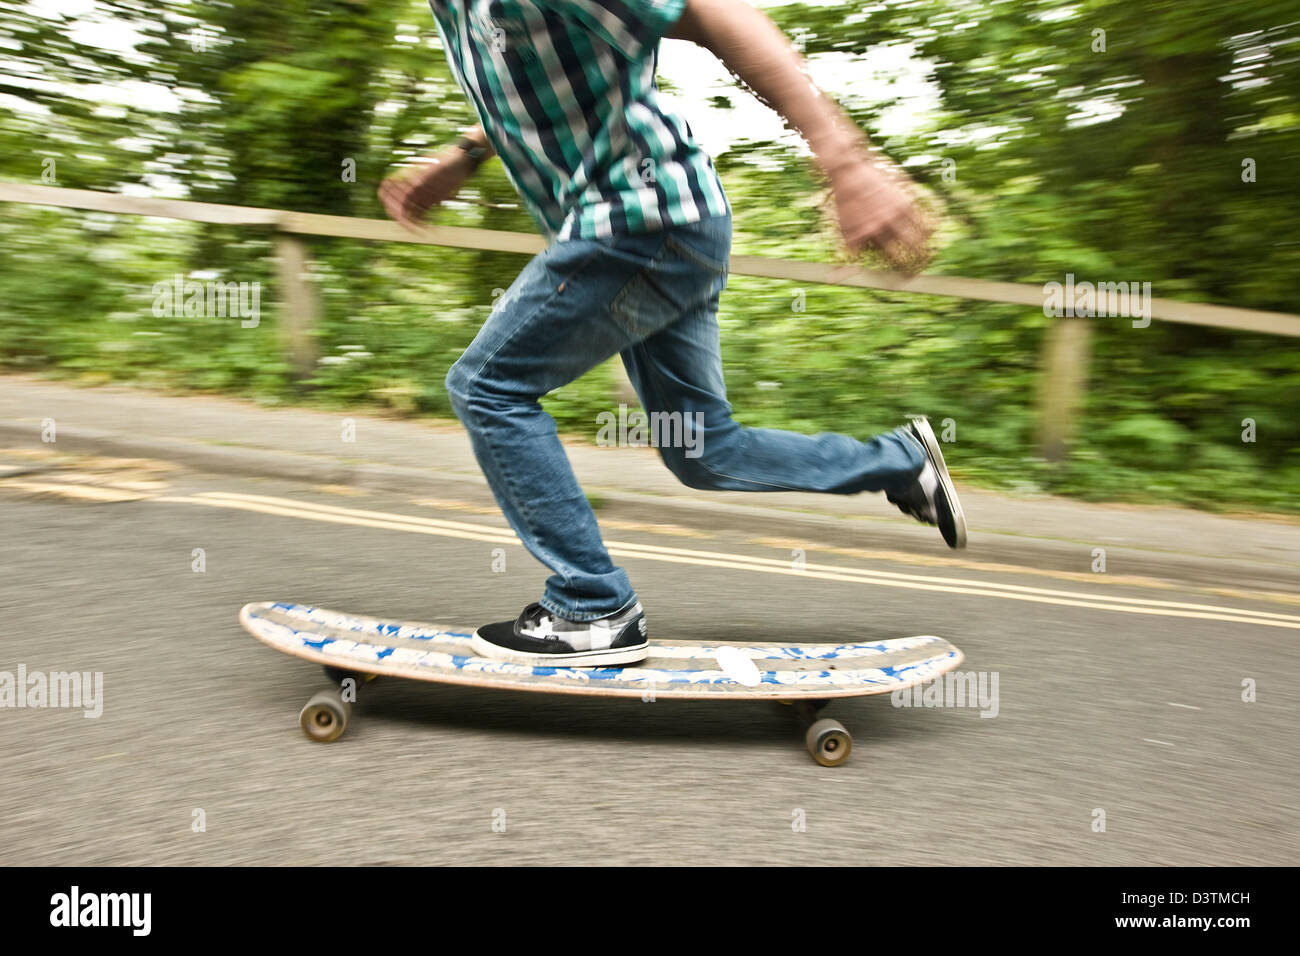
top-left (377, 150), bottom-right (474, 232)
top-left (827, 156), bottom-right (933, 275)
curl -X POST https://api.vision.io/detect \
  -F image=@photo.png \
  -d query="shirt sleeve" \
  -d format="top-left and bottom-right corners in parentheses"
top-left (538, 0), bottom-right (686, 61)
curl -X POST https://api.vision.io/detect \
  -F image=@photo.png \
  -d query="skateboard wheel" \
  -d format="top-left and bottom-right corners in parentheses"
top-left (805, 718), bottom-right (852, 767)
top-left (299, 689), bottom-right (351, 743)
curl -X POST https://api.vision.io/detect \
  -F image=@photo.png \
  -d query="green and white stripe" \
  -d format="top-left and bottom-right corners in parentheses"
top-left (429, 0), bottom-right (729, 239)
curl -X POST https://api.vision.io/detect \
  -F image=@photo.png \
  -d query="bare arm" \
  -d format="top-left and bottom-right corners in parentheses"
top-left (671, 0), bottom-right (931, 271)
top-left (378, 126), bottom-right (495, 232)
top-left (671, 0), bottom-right (861, 167)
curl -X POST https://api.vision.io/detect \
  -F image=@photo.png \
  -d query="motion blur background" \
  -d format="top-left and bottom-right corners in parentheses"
top-left (2, 0), bottom-right (1298, 512)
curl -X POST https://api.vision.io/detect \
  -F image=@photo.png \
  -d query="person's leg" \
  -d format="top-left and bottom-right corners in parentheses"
top-left (619, 215), bottom-right (929, 500)
top-left (451, 212), bottom-right (962, 666)
top-left (445, 240), bottom-right (634, 623)
top-left (445, 222), bottom-right (729, 628)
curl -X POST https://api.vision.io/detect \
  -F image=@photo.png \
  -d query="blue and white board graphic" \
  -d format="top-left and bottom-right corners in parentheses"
top-left (240, 602), bottom-right (964, 700)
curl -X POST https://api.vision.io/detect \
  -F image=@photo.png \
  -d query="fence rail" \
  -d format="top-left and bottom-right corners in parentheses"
top-left (4, 182), bottom-right (1298, 459)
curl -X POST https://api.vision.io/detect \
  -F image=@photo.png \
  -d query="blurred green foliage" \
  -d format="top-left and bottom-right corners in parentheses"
top-left (0, 0), bottom-right (1297, 511)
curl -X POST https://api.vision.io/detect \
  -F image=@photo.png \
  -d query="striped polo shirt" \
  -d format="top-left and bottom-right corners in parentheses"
top-left (427, 0), bottom-right (730, 240)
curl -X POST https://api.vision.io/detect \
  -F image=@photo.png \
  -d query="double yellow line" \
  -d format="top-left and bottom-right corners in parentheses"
top-left (161, 491), bottom-right (1300, 630)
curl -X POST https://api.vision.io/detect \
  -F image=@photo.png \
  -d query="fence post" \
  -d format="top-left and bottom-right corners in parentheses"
top-left (273, 230), bottom-right (319, 382)
top-left (1038, 314), bottom-right (1092, 462)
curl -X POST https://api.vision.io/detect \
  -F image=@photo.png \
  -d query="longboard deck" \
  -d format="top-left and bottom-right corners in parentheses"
top-left (240, 602), bottom-right (964, 701)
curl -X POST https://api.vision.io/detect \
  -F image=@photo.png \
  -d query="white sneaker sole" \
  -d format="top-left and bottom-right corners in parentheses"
top-left (910, 417), bottom-right (968, 549)
top-left (470, 631), bottom-right (650, 668)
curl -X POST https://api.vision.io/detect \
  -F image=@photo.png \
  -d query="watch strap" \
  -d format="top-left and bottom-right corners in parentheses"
top-left (454, 136), bottom-right (489, 165)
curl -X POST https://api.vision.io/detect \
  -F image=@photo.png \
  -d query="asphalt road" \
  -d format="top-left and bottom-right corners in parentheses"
top-left (1, 455), bottom-right (1296, 865)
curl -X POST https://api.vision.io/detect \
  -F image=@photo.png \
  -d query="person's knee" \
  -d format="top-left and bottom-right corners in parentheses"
top-left (660, 430), bottom-right (733, 490)
top-left (446, 356), bottom-right (540, 425)
top-left (666, 455), bottom-right (722, 490)
top-left (444, 359), bottom-right (479, 421)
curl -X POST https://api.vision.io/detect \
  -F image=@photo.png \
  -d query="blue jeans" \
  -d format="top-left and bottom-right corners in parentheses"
top-left (445, 214), bottom-right (924, 621)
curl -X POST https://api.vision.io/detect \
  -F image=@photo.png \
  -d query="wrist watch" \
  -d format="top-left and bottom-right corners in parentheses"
top-left (454, 136), bottom-right (490, 167)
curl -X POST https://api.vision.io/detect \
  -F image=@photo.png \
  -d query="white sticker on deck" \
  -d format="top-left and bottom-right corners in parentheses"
top-left (714, 646), bottom-right (762, 686)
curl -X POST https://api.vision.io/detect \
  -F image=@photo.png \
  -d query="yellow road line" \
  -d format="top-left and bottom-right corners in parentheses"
top-left (751, 534), bottom-right (1300, 608)
top-left (5, 479), bottom-right (143, 502)
top-left (164, 493), bottom-right (512, 545)
top-left (157, 491), bottom-right (1300, 630)
top-left (193, 492), bottom-right (1300, 623)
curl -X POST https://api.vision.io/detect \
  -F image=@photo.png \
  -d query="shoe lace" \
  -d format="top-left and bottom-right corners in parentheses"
top-left (519, 602), bottom-right (557, 637)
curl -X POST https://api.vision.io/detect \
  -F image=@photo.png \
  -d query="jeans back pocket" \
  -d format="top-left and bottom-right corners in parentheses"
top-left (609, 218), bottom-right (731, 338)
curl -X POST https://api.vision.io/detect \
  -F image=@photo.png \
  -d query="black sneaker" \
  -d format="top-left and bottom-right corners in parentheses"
top-left (887, 417), bottom-right (967, 549)
top-left (471, 600), bottom-right (649, 667)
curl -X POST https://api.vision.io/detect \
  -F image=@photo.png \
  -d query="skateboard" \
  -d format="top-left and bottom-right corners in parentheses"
top-left (239, 601), bottom-right (964, 766)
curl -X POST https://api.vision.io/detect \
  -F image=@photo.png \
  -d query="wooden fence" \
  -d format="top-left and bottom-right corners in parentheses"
top-left (4, 182), bottom-right (1298, 460)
